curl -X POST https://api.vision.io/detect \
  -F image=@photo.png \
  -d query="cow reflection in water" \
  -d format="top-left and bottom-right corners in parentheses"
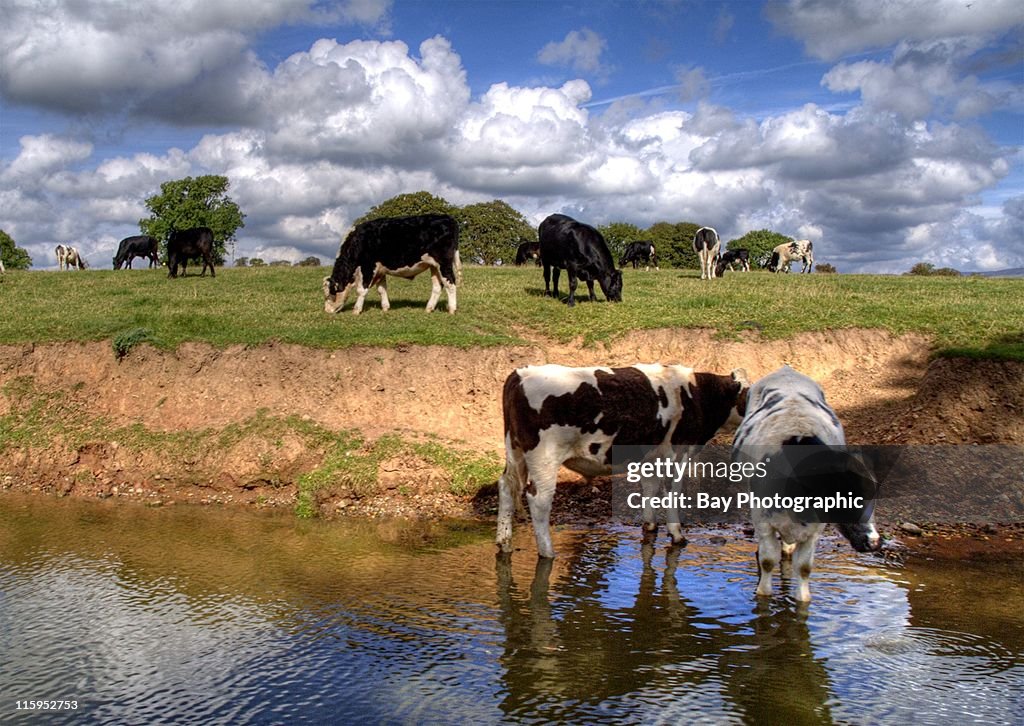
top-left (494, 536), bottom-right (838, 722)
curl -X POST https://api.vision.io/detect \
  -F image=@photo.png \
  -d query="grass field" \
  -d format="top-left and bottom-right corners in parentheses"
top-left (0, 265), bottom-right (1020, 359)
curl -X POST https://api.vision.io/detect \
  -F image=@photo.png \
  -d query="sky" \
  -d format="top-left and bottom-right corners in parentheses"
top-left (1, 0), bottom-right (1022, 273)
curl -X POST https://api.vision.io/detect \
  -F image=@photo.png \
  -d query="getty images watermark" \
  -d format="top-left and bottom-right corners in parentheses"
top-left (610, 444), bottom-right (1024, 525)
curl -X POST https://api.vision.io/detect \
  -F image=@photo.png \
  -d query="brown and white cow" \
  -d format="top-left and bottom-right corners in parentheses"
top-left (693, 227), bottom-right (720, 280)
top-left (55, 244), bottom-right (87, 270)
top-left (767, 240), bottom-right (814, 273)
top-left (496, 363), bottom-right (749, 558)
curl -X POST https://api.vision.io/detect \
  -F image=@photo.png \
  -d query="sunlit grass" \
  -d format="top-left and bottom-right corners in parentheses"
top-left (0, 265), bottom-right (1020, 358)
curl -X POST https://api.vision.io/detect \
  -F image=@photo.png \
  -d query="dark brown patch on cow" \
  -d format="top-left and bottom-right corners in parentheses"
top-left (657, 385), bottom-right (669, 409)
top-left (589, 443), bottom-right (601, 455)
top-left (799, 563), bottom-right (812, 579)
top-left (503, 366), bottom-right (671, 462)
top-left (760, 557), bottom-right (775, 573)
top-left (525, 481), bottom-right (536, 497)
top-left (670, 372), bottom-right (743, 445)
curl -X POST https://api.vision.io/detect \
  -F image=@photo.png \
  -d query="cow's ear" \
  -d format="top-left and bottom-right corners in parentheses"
top-left (731, 368), bottom-right (749, 386)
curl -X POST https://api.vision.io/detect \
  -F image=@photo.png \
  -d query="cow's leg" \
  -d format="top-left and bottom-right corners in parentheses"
top-left (551, 267), bottom-right (561, 301)
top-left (585, 277), bottom-right (597, 302)
top-left (352, 284), bottom-right (370, 314)
top-left (543, 262), bottom-right (553, 296)
top-left (496, 441), bottom-right (527, 553)
top-left (525, 479), bottom-right (557, 559)
top-left (521, 457), bottom-right (558, 558)
top-left (378, 277), bottom-right (392, 312)
top-left (790, 538), bottom-right (817, 602)
top-left (566, 272), bottom-right (578, 307)
top-left (755, 524), bottom-right (782, 597)
top-left (438, 259), bottom-right (459, 313)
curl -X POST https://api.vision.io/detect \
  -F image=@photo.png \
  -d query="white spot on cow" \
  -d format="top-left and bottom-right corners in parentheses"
top-left (517, 364), bottom-right (614, 413)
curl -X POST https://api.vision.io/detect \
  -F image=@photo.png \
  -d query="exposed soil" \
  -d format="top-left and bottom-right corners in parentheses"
top-left (1, 329), bottom-right (1022, 557)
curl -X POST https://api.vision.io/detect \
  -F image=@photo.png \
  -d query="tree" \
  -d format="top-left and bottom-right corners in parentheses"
top-left (249, 258), bottom-right (266, 267)
top-left (815, 263), bottom-right (837, 274)
top-left (140, 175), bottom-right (245, 266)
top-left (353, 191), bottom-right (457, 226)
top-left (728, 230), bottom-right (793, 268)
top-left (457, 200), bottom-right (536, 265)
top-left (295, 256), bottom-right (322, 267)
top-left (0, 229), bottom-right (32, 269)
top-left (598, 222), bottom-right (644, 263)
top-left (235, 257), bottom-right (249, 267)
top-left (647, 221), bottom-right (701, 269)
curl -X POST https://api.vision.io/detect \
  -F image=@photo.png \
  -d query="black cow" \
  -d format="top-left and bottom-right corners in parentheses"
top-left (113, 235), bottom-right (160, 270)
top-left (323, 214), bottom-right (461, 315)
top-left (538, 214), bottom-right (622, 307)
top-left (714, 248), bottom-right (750, 277)
top-left (166, 227), bottom-right (216, 278)
top-left (514, 241), bottom-right (541, 266)
top-left (619, 241), bottom-right (658, 270)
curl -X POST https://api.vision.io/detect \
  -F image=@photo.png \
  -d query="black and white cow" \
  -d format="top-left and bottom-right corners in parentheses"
top-left (55, 244), bottom-right (87, 270)
top-left (619, 241), bottom-right (659, 270)
top-left (113, 235), bottom-right (160, 269)
top-left (693, 227), bottom-right (721, 280)
top-left (166, 227), bottom-right (216, 278)
top-left (514, 241), bottom-right (541, 266)
top-left (715, 248), bottom-right (750, 277)
top-left (323, 214), bottom-right (461, 315)
top-left (732, 365), bottom-right (881, 602)
top-left (497, 363), bottom-right (749, 558)
top-left (538, 214), bottom-right (623, 307)
top-left (767, 240), bottom-right (814, 273)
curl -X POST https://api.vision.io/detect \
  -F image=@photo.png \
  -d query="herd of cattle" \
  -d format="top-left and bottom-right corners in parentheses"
top-left (41, 227), bottom-right (218, 278)
top-left (320, 212), bottom-right (818, 314)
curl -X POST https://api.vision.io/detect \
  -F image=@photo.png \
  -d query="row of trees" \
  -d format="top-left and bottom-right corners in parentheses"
top-left (2, 178), bottom-right (825, 272)
top-left (355, 191), bottom-right (800, 268)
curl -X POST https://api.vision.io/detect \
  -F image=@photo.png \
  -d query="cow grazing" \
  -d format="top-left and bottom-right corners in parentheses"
top-left (693, 227), bottom-right (720, 280)
top-left (715, 248), bottom-right (750, 277)
top-left (619, 241), bottom-right (659, 270)
top-left (514, 241), bottom-right (541, 266)
top-left (538, 214), bottom-right (623, 307)
top-left (323, 214), bottom-right (461, 315)
top-left (113, 235), bottom-right (160, 270)
top-left (166, 227), bottom-right (216, 278)
top-left (55, 244), bottom-right (87, 270)
top-left (732, 365), bottom-right (881, 602)
top-left (767, 240), bottom-right (814, 273)
top-left (496, 363), bottom-right (749, 558)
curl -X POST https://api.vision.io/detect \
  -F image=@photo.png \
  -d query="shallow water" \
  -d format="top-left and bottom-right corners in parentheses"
top-left (1, 495), bottom-right (1021, 724)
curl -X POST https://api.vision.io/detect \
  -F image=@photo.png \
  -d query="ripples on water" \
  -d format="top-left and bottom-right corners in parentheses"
top-left (0, 495), bottom-right (1021, 724)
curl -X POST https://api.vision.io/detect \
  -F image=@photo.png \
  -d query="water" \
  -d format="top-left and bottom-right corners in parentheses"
top-left (1, 494), bottom-right (1021, 725)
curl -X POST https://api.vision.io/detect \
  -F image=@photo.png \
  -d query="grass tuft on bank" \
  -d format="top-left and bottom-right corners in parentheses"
top-left (0, 265), bottom-right (1021, 359)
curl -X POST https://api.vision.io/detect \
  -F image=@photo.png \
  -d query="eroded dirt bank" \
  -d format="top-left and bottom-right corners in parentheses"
top-left (1, 329), bottom-right (1022, 553)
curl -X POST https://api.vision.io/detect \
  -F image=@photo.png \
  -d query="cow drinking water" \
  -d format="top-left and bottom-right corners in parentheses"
top-left (731, 365), bottom-right (881, 602)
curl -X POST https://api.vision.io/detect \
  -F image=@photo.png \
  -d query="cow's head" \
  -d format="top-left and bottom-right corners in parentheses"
top-left (603, 269), bottom-right (623, 302)
top-left (714, 257), bottom-right (729, 278)
top-left (323, 271), bottom-right (357, 314)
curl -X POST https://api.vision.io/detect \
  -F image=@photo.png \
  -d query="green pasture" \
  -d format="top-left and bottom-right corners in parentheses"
top-left (0, 265), bottom-right (1020, 359)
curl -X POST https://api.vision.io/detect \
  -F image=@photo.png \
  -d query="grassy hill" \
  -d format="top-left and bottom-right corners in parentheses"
top-left (1, 265), bottom-right (1020, 359)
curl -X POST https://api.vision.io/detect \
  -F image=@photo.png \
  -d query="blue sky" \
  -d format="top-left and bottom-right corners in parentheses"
top-left (1, 0), bottom-right (1021, 272)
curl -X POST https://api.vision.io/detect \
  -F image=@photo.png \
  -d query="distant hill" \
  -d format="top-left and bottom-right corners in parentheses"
top-left (976, 268), bottom-right (1024, 278)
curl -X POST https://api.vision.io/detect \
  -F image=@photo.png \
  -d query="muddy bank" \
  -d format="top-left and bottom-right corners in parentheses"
top-left (1, 329), bottom-right (1022, 554)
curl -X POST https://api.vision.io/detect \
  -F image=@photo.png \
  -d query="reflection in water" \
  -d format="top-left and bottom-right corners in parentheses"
top-left (0, 494), bottom-right (1021, 724)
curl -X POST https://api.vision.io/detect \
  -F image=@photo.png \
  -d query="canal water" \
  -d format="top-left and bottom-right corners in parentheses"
top-left (1, 494), bottom-right (1021, 724)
